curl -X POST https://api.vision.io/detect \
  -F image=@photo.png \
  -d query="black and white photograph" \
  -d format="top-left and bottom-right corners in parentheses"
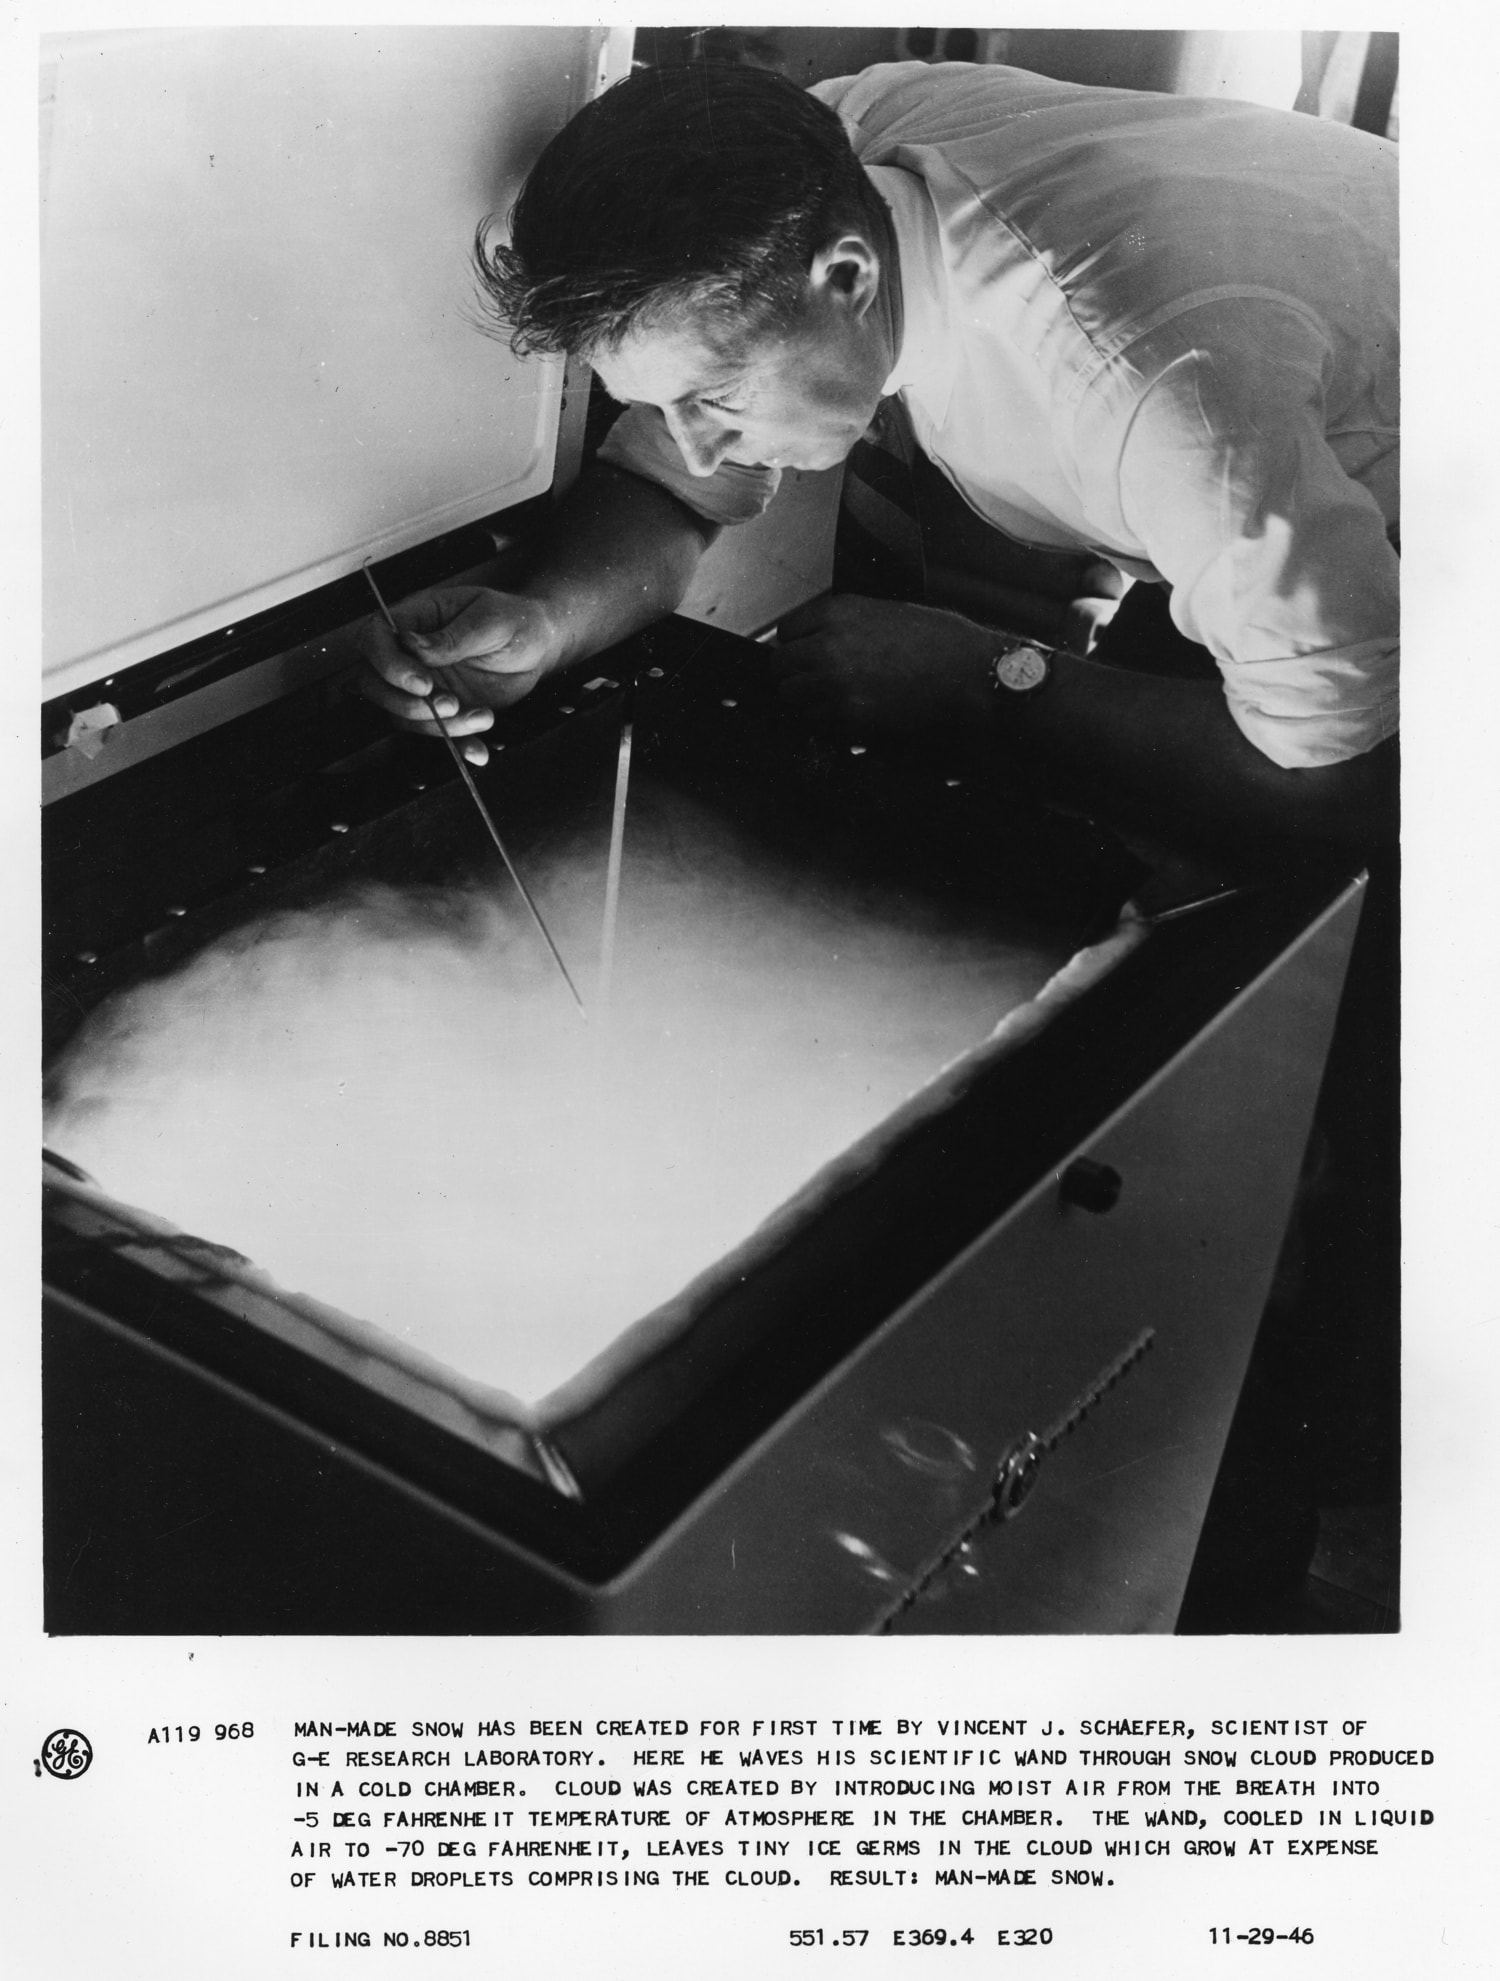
top-left (36, 17), bottom-right (1404, 1638)
top-left (9, 7), bottom-right (1497, 1975)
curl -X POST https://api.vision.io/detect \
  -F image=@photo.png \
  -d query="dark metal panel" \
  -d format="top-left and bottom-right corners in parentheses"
top-left (43, 1286), bottom-right (592, 1635)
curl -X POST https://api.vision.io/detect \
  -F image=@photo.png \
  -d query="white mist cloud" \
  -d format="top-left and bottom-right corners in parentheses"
top-left (46, 782), bottom-right (1068, 1405)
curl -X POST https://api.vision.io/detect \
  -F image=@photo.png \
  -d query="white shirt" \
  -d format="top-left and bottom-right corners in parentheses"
top-left (597, 62), bottom-right (1399, 769)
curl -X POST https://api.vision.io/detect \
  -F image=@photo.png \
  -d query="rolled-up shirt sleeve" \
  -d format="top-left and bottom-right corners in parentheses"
top-left (595, 404), bottom-right (783, 527)
top-left (1079, 297), bottom-right (1399, 770)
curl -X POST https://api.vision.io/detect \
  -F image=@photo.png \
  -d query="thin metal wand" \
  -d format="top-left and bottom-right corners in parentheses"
top-left (597, 686), bottom-right (634, 1023)
top-left (360, 562), bottom-right (587, 1019)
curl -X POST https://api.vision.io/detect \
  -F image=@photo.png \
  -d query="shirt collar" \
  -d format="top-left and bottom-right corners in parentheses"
top-left (868, 164), bottom-right (958, 423)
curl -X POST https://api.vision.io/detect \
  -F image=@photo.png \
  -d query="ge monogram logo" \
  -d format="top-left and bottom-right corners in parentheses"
top-left (36, 1729), bottom-right (93, 1781)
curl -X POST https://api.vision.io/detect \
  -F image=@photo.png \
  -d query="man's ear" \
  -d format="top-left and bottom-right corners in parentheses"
top-left (809, 231), bottom-right (882, 319)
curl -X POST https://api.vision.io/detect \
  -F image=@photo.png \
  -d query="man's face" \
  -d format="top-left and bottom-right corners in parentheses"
top-left (591, 245), bottom-right (893, 477)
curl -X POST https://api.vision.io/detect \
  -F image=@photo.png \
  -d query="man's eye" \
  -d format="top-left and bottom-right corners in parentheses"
top-left (700, 396), bottom-right (742, 416)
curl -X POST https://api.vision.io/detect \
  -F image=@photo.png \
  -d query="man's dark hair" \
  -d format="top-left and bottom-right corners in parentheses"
top-left (475, 62), bottom-right (883, 359)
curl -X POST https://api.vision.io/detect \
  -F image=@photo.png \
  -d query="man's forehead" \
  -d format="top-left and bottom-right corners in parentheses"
top-left (591, 320), bottom-right (757, 405)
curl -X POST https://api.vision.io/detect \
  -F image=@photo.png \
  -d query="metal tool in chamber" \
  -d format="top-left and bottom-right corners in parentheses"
top-left (360, 561), bottom-right (587, 1018)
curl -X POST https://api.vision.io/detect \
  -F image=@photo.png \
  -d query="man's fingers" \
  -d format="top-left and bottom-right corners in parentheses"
top-left (357, 667), bottom-right (432, 721)
top-left (1060, 594), bottom-right (1122, 657)
top-left (360, 585), bottom-right (545, 679)
top-left (356, 668), bottom-right (496, 736)
top-left (1083, 559), bottom-right (1127, 601)
top-left (412, 701), bottom-right (496, 739)
top-left (359, 618), bottom-right (435, 696)
top-left (401, 589), bottom-right (539, 673)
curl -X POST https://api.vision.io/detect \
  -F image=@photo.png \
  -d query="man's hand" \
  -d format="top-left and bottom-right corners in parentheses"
top-left (357, 584), bottom-right (562, 766)
top-left (771, 595), bottom-right (995, 741)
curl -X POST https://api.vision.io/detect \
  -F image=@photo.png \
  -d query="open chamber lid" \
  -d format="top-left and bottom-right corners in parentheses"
top-left (40, 25), bottom-right (625, 702)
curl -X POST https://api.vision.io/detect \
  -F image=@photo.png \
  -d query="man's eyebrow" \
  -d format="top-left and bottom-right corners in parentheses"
top-left (594, 365), bottom-right (743, 410)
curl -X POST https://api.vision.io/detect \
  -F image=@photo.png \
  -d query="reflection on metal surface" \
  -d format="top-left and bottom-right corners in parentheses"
top-left (881, 1419), bottom-right (978, 1481)
top-left (830, 1532), bottom-right (904, 1585)
top-left (873, 1328), bottom-right (1158, 1632)
top-left (531, 1436), bottom-right (584, 1503)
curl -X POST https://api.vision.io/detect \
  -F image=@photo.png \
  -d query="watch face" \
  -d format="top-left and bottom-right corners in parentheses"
top-left (995, 645), bottom-right (1049, 693)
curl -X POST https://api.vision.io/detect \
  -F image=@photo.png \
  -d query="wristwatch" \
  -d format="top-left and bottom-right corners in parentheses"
top-left (991, 641), bottom-right (1053, 702)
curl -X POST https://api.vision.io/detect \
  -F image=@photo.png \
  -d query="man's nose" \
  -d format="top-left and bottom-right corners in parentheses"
top-left (667, 404), bottom-right (738, 476)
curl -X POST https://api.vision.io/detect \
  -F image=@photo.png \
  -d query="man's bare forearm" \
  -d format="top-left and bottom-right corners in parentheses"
top-left (773, 593), bottom-right (1395, 867)
top-left (1021, 652), bottom-right (1397, 865)
top-left (520, 463), bottom-right (717, 669)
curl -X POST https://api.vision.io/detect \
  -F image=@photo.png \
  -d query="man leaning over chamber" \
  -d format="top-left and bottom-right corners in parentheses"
top-left (359, 59), bottom-right (1398, 863)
